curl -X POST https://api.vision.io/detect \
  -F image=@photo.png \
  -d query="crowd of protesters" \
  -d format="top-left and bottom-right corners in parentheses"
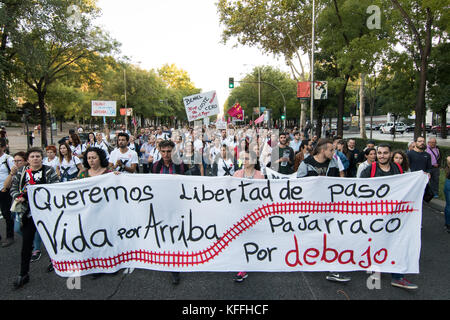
top-left (0, 122), bottom-right (449, 290)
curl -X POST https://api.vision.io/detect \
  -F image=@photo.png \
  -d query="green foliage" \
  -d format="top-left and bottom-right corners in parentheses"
top-left (225, 66), bottom-right (298, 121)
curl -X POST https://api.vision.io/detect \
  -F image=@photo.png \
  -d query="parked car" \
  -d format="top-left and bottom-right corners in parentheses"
top-left (406, 124), bottom-right (432, 133)
top-left (431, 124), bottom-right (450, 135)
top-left (380, 122), bottom-right (407, 134)
top-left (372, 123), bottom-right (381, 130)
top-left (0, 120), bottom-right (11, 127)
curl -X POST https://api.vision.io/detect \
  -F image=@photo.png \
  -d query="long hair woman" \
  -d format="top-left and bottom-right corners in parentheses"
top-left (59, 142), bottom-right (83, 182)
top-left (78, 147), bottom-right (111, 178)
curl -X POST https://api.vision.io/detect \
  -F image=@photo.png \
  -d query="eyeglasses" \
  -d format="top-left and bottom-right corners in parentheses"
top-left (14, 160), bottom-right (24, 163)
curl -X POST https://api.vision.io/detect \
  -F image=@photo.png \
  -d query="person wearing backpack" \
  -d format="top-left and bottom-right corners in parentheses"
top-left (359, 143), bottom-right (418, 290)
top-left (0, 139), bottom-right (15, 247)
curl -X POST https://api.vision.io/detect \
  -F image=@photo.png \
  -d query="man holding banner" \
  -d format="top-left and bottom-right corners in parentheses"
top-left (360, 143), bottom-right (418, 289)
top-left (296, 139), bottom-right (351, 283)
top-left (152, 139), bottom-right (185, 284)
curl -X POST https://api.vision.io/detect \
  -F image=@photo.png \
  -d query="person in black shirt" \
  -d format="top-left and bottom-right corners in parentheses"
top-left (346, 138), bottom-right (361, 177)
top-left (360, 144), bottom-right (402, 178)
top-left (360, 143), bottom-right (418, 290)
top-left (406, 136), bottom-right (432, 177)
top-left (297, 139), bottom-right (351, 283)
top-left (270, 132), bottom-right (295, 175)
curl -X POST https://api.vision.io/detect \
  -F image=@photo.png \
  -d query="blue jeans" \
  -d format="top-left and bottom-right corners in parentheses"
top-left (13, 212), bottom-right (42, 251)
top-left (444, 179), bottom-right (450, 226)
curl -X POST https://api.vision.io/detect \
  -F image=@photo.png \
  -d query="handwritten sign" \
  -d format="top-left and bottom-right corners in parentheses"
top-left (91, 101), bottom-right (117, 117)
top-left (183, 91), bottom-right (219, 122)
top-left (28, 172), bottom-right (427, 277)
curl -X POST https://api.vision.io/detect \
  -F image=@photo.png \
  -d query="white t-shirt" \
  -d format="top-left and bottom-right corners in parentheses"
top-left (71, 144), bottom-right (85, 158)
top-left (60, 157), bottom-right (81, 178)
top-left (217, 158), bottom-right (235, 176)
top-left (94, 141), bottom-right (110, 159)
top-left (109, 148), bottom-right (139, 172)
top-left (149, 147), bottom-right (161, 163)
top-left (43, 157), bottom-right (60, 171)
top-left (0, 154), bottom-right (14, 185)
top-left (156, 133), bottom-right (169, 140)
top-left (193, 139), bottom-right (203, 151)
top-left (209, 146), bottom-right (220, 162)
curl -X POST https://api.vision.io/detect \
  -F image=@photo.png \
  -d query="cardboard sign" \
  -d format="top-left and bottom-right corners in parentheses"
top-left (92, 101), bottom-right (117, 117)
top-left (184, 91), bottom-right (220, 122)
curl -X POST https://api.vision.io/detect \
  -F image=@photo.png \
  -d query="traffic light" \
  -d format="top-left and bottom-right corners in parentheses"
top-left (229, 77), bottom-right (234, 89)
top-left (281, 114), bottom-right (286, 120)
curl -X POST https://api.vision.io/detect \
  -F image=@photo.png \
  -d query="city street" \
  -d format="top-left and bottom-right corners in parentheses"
top-left (345, 129), bottom-right (450, 147)
top-left (0, 201), bottom-right (448, 301)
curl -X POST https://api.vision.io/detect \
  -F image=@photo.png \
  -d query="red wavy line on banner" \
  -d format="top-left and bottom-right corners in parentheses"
top-left (52, 200), bottom-right (415, 272)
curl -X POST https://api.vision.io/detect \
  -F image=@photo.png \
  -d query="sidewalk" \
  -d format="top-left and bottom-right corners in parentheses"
top-left (427, 197), bottom-right (446, 213)
top-left (6, 125), bottom-right (71, 154)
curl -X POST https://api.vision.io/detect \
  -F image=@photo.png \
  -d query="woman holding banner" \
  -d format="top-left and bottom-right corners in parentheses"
top-left (10, 148), bottom-right (59, 288)
top-left (78, 147), bottom-right (120, 278)
top-left (232, 149), bottom-right (264, 282)
top-left (78, 147), bottom-right (112, 178)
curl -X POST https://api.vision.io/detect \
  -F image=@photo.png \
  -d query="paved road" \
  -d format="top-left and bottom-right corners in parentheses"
top-left (0, 202), bottom-right (448, 301)
top-left (346, 130), bottom-right (450, 147)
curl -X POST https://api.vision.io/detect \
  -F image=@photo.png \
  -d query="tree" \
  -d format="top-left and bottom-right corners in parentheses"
top-left (376, 52), bottom-right (418, 119)
top-left (158, 63), bottom-right (200, 124)
top-left (389, 0), bottom-right (448, 139)
top-left (9, 0), bottom-right (118, 146)
top-left (0, 0), bottom-right (34, 110)
top-left (316, 0), bottom-right (389, 137)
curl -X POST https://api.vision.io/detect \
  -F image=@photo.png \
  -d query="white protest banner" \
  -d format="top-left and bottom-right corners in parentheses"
top-left (183, 91), bottom-right (219, 122)
top-left (265, 168), bottom-right (297, 179)
top-left (91, 101), bottom-right (117, 117)
top-left (28, 172), bottom-right (427, 277)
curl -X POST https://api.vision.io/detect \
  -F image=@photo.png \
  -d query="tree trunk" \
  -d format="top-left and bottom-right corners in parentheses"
top-left (38, 92), bottom-right (47, 148)
top-left (360, 73), bottom-right (367, 139)
top-left (441, 107), bottom-right (447, 139)
top-left (337, 75), bottom-right (350, 137)
top-left (300, 100), bottom-right (307, 130)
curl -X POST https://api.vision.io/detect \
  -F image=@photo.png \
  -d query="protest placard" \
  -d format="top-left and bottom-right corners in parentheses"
top-left (91, 101), bottom-right (117, 117)
top-left (183, 91), bottom-right (219, 122)
top-left (28, 172), bottom-right (427, 277)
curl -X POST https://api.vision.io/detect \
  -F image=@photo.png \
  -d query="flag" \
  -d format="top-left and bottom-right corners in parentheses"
top-left (227, 103), bottom-right (244, 120)
top-left (297, 82), bottom-right (311, 98)
top-left (254, 114), bottom-right (264, 124)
